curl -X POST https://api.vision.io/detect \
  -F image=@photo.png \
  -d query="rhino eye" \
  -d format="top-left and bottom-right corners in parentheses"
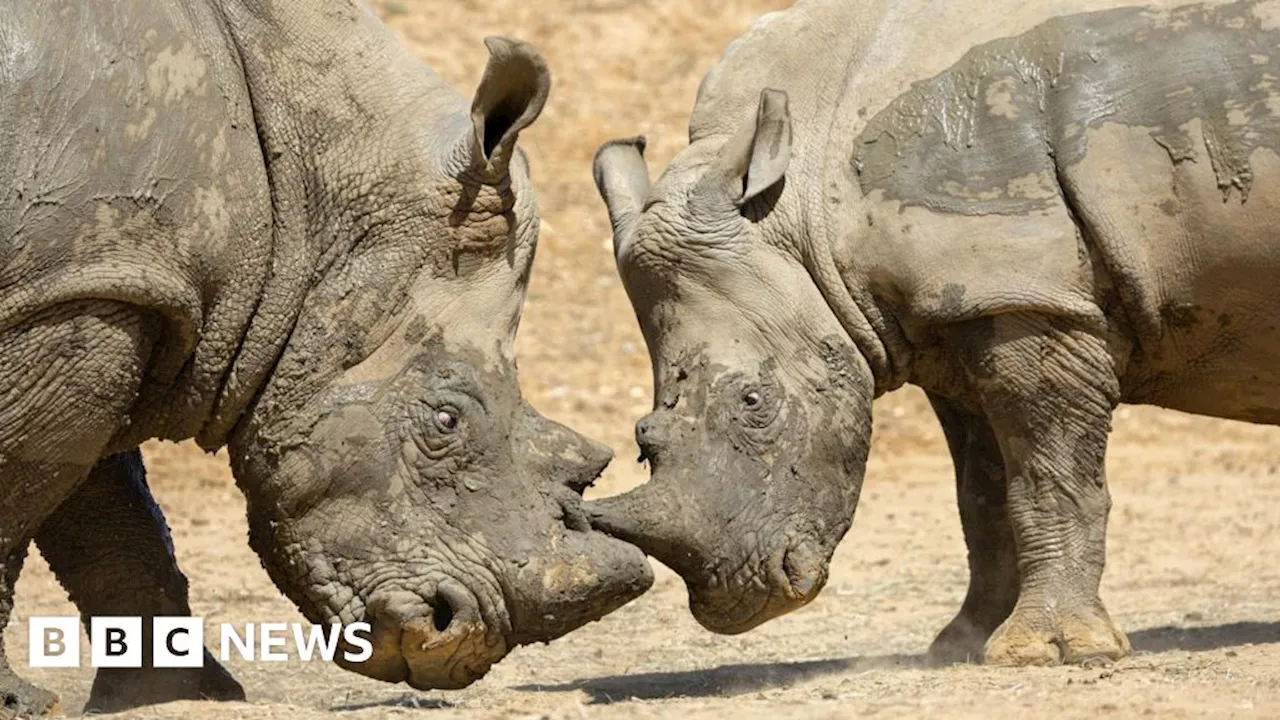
top-left (743, 390), bottom-right (762, 409)
top-left (434, 408), bottom-right (460, 433)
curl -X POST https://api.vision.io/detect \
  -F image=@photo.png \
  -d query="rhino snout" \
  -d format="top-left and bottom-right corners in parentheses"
top-left (345, 580), bottom-right (505, 691)
top-left (686, 530), bottom-right (832, 635)
top-left (634, 411), bottom-right (667, 460)
top-left (587, 476), bottom-right (834, 635)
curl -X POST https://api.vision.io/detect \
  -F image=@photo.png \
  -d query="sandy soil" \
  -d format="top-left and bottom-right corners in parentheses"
top-left (9, 0), bottom-right (1280, 717)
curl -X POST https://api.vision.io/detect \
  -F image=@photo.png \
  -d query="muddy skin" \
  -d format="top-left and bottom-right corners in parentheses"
top-left (592, 343), bottom-right (869, 633)
top-left (595, 0), bottom-right (1280, 669)
top-left (234, 338), bottom-right (652, 689)
top-left (1, 0), bottom-right (649, 711)
top-left (856, 1), bottom-right (1280, 217)
top-left (592, 123), bottom-right (873, 633)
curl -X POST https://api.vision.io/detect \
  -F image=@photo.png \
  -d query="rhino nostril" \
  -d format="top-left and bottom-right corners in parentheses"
top-left (431, 596), bottom-right (455, 634)
top-left (635, 419), bottom-right (662, 464)
top-left (635, 415), bottom-right (655, 441)
top-left (781, 540), bottom-right (826, 601)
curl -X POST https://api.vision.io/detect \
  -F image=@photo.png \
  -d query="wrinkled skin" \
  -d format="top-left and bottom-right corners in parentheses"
top-left (0, 0), bottom-right (650, 714)
top-left (593, 0), bottom-right (1280, 667)
top-left (590, 123), bottom-right (873, 634)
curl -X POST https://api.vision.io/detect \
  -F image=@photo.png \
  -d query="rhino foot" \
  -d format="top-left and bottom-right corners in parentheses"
top-left (195, 653), bottom-right (246, 702)
top-left (84, 650), bottom-right (245, 714)
top-left (929, 612), bottom-right (999, 665)
top-left (984, 603), bottom-right (1130, 666)
top-left (0, 669), bottom-right (59, 720)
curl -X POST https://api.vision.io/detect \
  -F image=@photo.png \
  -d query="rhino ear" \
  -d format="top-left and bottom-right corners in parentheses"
top-left (593, 137), bottom-right (651, 260)
top-left (741, 89), bottom-right (793, 204)
top-left (702, 88), bottom-right (792, 208)
top-left (469, 37), bottom-right (551, 181)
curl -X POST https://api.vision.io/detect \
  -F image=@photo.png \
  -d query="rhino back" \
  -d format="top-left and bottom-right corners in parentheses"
top-left (844, 1), bottom-right (1280, 422)
top-left (815, 0), bottom-right (1280, 243)
top-left (0, 0), bottom-right (270, 321)
top-left (0, 0), bottom-right (272, 440)
top-left (853, 2), bottom-right (1280, 216)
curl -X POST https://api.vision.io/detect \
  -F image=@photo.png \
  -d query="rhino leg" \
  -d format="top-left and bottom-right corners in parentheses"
top-left (926, 393), bottom-right (1018, 665)
top-left (959, 314), bottom-right (1130, 666)
top-left (35, 449), bottom-right (244, 714)
top-left (0, 301), bottom-right (159, 718)
top-left (0, 544), bottom-right (61, 720)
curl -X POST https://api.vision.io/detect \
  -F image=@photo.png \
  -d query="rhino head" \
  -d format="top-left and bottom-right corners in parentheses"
top-left (225, 38), bottom-right (651, 689)
top-left (590, 90), bottom-right (874, 633)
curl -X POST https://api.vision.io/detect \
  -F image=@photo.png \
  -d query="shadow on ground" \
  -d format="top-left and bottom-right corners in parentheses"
top-left (330, 695), bottom-right (454, 712)
top-left (517, 653), bottom-right (927, 703)
top-left (515, 622), bottom-right (1280, 705)
top-left (1130, 621), bottom-right (1280, 653)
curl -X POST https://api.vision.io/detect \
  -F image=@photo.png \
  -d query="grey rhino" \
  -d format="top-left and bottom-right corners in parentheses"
top-left (592, 0), bottom-right (1280, 667)
top-left (0, 0), bottom-right (652, 715)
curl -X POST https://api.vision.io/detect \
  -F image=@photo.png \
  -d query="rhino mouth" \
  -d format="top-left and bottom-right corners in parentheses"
top-left (684, 533), bottom-right (830, 635)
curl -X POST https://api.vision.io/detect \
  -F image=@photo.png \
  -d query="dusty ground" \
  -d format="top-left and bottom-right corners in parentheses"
top-left (9, 0), bottom-right (1280, 717)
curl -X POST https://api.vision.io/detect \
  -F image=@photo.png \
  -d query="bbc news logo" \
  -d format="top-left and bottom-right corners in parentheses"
top-left (28, 617), bottom-right (374, 668)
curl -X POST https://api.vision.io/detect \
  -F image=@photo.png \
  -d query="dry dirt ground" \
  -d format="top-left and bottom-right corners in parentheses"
top-left (9, 0), bottom-right (1280, 717)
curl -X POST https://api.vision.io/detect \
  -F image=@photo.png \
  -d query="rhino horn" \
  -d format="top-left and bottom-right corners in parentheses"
top-left (585, 481), bottom-right (688, 567)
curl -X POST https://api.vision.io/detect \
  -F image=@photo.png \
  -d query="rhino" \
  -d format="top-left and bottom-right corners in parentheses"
top-left (592, 0), bottom-right (1280, 667)
top-left (0, 0), bottom-right (653, 714)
